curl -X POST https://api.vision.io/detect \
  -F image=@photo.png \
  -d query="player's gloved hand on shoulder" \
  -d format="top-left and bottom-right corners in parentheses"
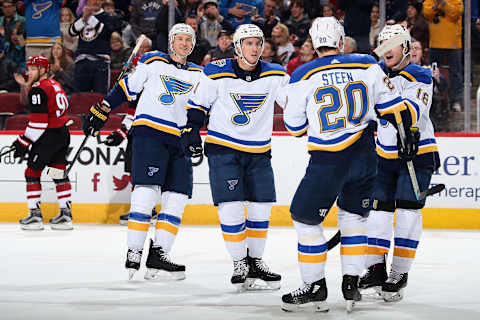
top-left (11, 135), bottom-right (32, 158)
top-left (180, 125), bottom-right (203, 158)
top-left (105, 125), bottom-right (128, 146)
top-left (397, 127), bottom-right (420, 161)
top-left (83, 102), bottom-right (110, 136)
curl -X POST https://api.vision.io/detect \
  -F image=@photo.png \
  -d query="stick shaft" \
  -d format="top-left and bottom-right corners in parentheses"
top-left (116, 34), bottom-right (146, 82)
top-left (64, 135), bottom-right (89, 178)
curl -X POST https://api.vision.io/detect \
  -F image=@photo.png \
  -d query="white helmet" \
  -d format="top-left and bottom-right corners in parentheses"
top-left (168, 23), bottom-right (196, 59)
top-left (375, 24), bottom-right (411, 65)
top-left (233, 24), bottom-right (265, 67)
top-left (309, 17), bottom-right (345, 52)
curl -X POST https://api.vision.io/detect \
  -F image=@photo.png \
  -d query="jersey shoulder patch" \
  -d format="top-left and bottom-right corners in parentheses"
top-left (399, 63), bottom-right (432, 84)
top-left (204, 59), bottom-right (237, 80)
top-left (259, 61), bottom-right (287, 78)
top-left (139, 51), bottom-right (169, 65)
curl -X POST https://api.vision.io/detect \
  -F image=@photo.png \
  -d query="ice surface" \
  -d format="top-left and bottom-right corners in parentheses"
top-left (1, 224), bottom-right (479, 320)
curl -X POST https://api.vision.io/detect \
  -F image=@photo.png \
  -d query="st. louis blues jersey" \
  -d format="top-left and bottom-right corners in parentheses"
top-left (186, 59), bottom-right (289, 154)
top-left (377, 62), bottom-right (440, 169)
top-left (284, 54), bottom-right (409, 154)
top-left (104, 51), bottom-right (202, 144)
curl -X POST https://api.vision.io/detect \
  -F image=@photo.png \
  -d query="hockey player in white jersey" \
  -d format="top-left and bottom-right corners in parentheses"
top-left (359, 24), bottom-right (440, 302)
top-left (281, 17), bottom-right (418, 313)
top-left (82, 24), bottom-right (203, 280)
top-left (182, 24), bottom-right (289, 291)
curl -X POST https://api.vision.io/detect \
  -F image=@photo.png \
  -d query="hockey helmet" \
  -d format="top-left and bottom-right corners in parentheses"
top-left (233, 24), bottom-right (264, 67)
top-left (375, 24), bottom-right (411, 60)
top-left (309, 17), bottom-right (345, 52)
top-left (168, 23), bottom-right (196, 59)
top-left (26, 55), bottom-right (49, 71)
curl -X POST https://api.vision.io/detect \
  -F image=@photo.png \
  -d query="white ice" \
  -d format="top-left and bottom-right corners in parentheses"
top-left (1, 224), bottom-right (479, 320)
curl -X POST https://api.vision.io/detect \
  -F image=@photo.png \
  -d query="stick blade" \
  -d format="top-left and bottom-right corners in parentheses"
top-left (419, 184), bottom-right (445, 200)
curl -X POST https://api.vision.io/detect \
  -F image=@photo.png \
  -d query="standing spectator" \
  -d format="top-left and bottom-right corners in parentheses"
top-left (24, 0), bottom-right (62, 59)
top-left (60, 7), bottom-right (78, 57)
top-left (0, 38), bottom-right (19, 92)
top-left (4, 27), bottom-right (26, 71)
top-left (69, 0), bottom-right (122, 93)
top-left (154, 0), bottom-right (184, 52)
top-left (423, 0), bottom-right (463, 112)
top-left (262, 38), bottom-right (281, 64)
top-left (369, 2), bottom-right (380, 49)
top-left (129, 0), bottom-right (163, 45)
top-left (185, 14), bottom-right (211, 65)
top-left (286, 38), bottom-right (315, 75)
top-left (272, 23), bottom-right (294, 66)
top-left (253, 0), bottom-right (279, 38)
top-left (110, 31), bottom-right (133, 70)
top-left (0, 0), bottom-right (26, 43)
top-left (202, 29), bottom-right (234, 64)
top-left (407, 1), bottom-right (429, 56)
top-left (343, 36), bottom-right (357, 54)
top-left (199, 0), bottom-right (234, 48)
top-left (338, 0), bottom-right (373, 53)
top-left (102, 0), bottom-right (123, 34)
top-left (385, 0), bottom-right (408, 25)
top-left (322, 3), bottom-right (336, 18)
top-left (285, 0), bottom-right (310, 47)
top-left (49, 42), bottom-right (75, 94)
top-left (303, 0), bottom-right (323, 19)
top-left (219, 0), bottom-right (264, 28)
top-left (183, 0), bottom-right (201, 18)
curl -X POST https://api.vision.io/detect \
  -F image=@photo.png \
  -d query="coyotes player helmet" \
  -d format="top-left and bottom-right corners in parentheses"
top-left (26, 55), bottom-right (50, 72)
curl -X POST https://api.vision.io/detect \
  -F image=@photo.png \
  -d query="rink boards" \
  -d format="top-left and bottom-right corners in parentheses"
top-left (1, 132), bottom-right (479, 229)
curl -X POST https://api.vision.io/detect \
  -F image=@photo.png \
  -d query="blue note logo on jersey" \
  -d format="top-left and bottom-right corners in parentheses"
top-left (226, 179), bottom-right (238, 191)
top-left (230, 93), bottom-right (268, 126)
top-left (147, 166), bottom-right (159, 176)
top-left (159, 76), bottom-right (193, 105)
top-left (379, 118), bottom-right (389, 127)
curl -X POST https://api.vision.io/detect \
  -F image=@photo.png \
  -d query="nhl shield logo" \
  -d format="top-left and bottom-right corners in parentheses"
top-left (147, 166), bottom-right (159, 177)
top-left (226, 179), bottom-right (239, 191)
top-left (362, 198), bottom-right (370, 209)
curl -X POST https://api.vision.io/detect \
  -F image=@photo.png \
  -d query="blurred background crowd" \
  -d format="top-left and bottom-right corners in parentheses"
top-left (0, 0), bottom-right (479, 132)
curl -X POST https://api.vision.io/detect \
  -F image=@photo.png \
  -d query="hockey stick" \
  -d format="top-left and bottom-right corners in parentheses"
top-left (117, 34), bottom-right (146, 82)
top-left (47, 132), bottom-right (90, 179)
top-left (0, 147), bottom-right (15, 157)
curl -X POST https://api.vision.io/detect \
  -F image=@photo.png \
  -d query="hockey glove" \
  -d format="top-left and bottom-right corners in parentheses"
top-left (11, 135), bottom-right (32, 158)
top-left (397, 127), bottom-right (420, 161)
top-left (105, 125), bottom-right (128, 146)
top-left (83, 103), bottom-right (110, 136)
top-left (180, 126), bottom-right (203, 158)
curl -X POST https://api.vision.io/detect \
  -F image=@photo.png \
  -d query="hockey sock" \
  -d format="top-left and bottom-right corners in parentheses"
top-left (338, 208), bottom-right (368, 276)
top-left (25, 168), bottom-right (42, 209)
top-left (293, 220), bottom-right (327, 284)
top-left (246, 202), bottom-right (272, 258)
top-left (392, 208), bottom-right (422, 273)
top-left (127, 185), bottom-right (159, 250)
top-left (53, 177), bottom-right (72, 209)
top-left (218, 201), bottom-right (247, 261)
top-left (153, 191), bottom-right (187, 253)
top-left (366, 210), bottom-right (394, 268)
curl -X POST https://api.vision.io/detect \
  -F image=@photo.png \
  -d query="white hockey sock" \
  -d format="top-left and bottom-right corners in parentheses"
top-left (246, 202), bottom-right (272, 258)
top-left (392, 208), bottom-right (422, 274)
top-left (338, 208), bottom-right (367, 276)
top-left (127, 185), bottom-right (159, 250)
top-left (218, 201), bottom-right (247, 261)
top-left (366, 210), bottom-right (394, 268)
top-left (153, 191), bottom-right (187, 253)
top-left (293, 220), bottom-right (327, 284)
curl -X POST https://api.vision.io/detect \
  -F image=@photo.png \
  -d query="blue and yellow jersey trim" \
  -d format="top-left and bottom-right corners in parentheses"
top-left (376, 138), bottom-right (438, 159)
top-left (398, 64), bottom-right (432, 84)
top-left (208, 72), bottom-right (237, 80)
top-left (246, 220), bottom-right (269, 238)
top-left (205, 130), bottom-right (271, 153)
top-left (204, 59), bottom-right (238, 80)
top-left (185, 99), bottom-right (210, 114)
top-left (393, 237), bottom-right (419, 259)
top-left (188, 67), bottom-right (203, 72)
top-left (132, 114), bottom-right (180, 137)
top-left (139, 51), bottom-right (169, 65)
top-left (221, 222), bottom-right (246, 242)
top-left (118, 77), bottom-right (138, 101)
top-left (259, 61), bottom-right (288, 78)
top-left (284, 120), bottom-right (309, 136)
top-left (375, 96), bottom-right (407, 116)
top-left (404, 99), bottom-right (420, 125)
top-left (308, 130), bottom-right (364, 152)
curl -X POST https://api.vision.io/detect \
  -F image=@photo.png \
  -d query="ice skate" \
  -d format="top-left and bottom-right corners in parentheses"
top-left (49, 206), bottom-right (73, 230)
top-left (125, 248), bottom-right (143, 280)
top-left (19, 208), bottom-right (44, 231)
top-left (359, 262), bottom-right (387, 298)
top-left (342, 275), bottom-right (361, 312)
top-left (231, 257), bottom-right (249, 292)
top-left (144, 240), bottom-right (185, 281)
top-left (245, 255), bottom-right (281, 290)
top-left (382, 270), bottom-right (408, 302)
top-left (281, 278), bottom-right (329, 312)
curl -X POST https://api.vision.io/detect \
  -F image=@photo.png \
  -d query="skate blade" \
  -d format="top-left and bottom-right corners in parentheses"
top-left (382, 288), bottom-right (404, 302)
top-left (50, 222), bottom-right (73, 230)
top-left (245, 278), bottom-right (281, 291)
top-left (232, 282), bottom-right (247, 293)
top-left (360, 286), bottom-right (383, 300)
top-left (119, 220), bottom-right (128, 226)
top-left (281, 301), bottom-right (329, 313)
top-left (144, 268), bottom-right (186, 281)
top-left (127, 269), bottom-right (137, 280)
top-left (20, 222), bottom-right (44, 231)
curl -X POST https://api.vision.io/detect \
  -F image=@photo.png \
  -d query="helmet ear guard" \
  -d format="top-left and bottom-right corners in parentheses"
top-left (233, 24), bottom-right (265, 67)
top-left (168, 23), bottom-right (196, 59)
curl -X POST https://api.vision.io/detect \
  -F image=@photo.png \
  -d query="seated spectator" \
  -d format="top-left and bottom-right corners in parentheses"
top-left (199, 0), bottom-right (234, 48)
top-left (285, 0), bottom-right (310, 47)
top-left (262, 38), bottom-right (282, 64)
top-left (219, 0), bottom-right (264, 28)
top-left (407, 1), bottom-right (428, 55)
top-left (110, 32), bottom-right (133, 70)
top-left (0, 0), bottom-right (26, 44)
top-left (49, 42), bottom-right (75, 94)
top-left (253, 0), bottom-right (280, 38)
top-left (4, 28), bottom-right (26, 72)
top-left (154, 0), bottom-right (184, 51)
top-left (344, 36), bottom-right (357, 54)
top-left (185, 14), bottom-right (212, 65)
top-left (0, 39), bottom-right (20, 92)
top-left (60, 7), bottom-right (78, 57)
top-left (272, 23), bottom-right (295, 66)
top-left (202, 30), bottom-right (234, 65)
top-left (369, 2), bottom-right (381, 49)
top-left (286, 38), bottom-right (315, 75)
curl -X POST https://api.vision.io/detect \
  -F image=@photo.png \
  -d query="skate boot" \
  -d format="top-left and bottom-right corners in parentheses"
top-left (342, 275), bottom-right (362, 312)
top-left (119, 213), bottom-right (129, 226)
top-left (19, 208), bottom-right (44, 231)
top-left (281, 278), bottom-right (329, 312)
top-left (49, 204), bottom-right (73, 230)
top-left (231, 257), bottom-right (249, 292)
top-left (382, 270), bottom-right (408, 302)
top-left (359, 262), bottom-right (387, 297)
top-left (144, 239), bottom-right (185, 280)
top-left (246, 255), bottom-right (281, 290)
top-left (125, 248), bottom-right (143, 280)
